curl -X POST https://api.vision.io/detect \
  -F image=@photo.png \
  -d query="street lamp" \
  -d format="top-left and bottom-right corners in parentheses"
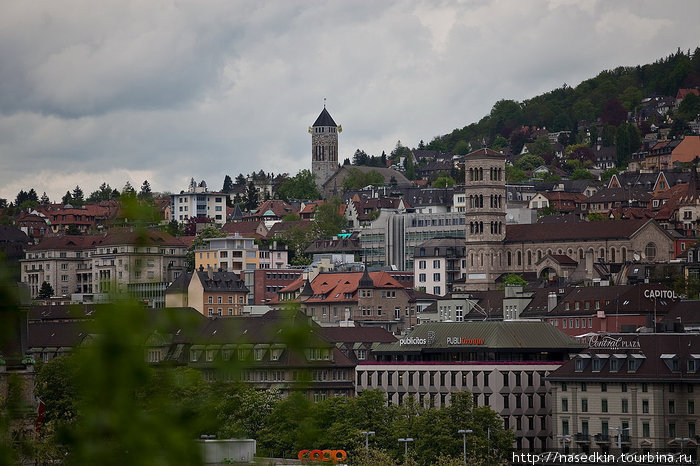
top-left (360, 431), bottom-right (375, 451)
top-left (675, 437), bottom-right (692, 455)
top-left (610, 426), bottom-right (630, 450)
top-left (398, 438), bottom-right (413, 458)
top-left (556, 434), bottom-right (572, 453)
top-left (458, 429), bottom-right (473, 464)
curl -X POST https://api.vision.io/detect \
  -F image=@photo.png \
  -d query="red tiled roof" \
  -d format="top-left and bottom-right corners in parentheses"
top-left (95, 228), bottom-right (186, 247)
top-left (244, 200), bottom-right (294, 220)
top-left (28, 235), bottom-right (101, 251)
top-left (278, 271), bottom-right (405, 304)
top-left (221, 221), bottom-right (267, 239)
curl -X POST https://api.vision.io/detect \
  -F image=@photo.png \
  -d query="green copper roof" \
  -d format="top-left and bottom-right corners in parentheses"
top-left (375, 321), bottom-right (584, 352)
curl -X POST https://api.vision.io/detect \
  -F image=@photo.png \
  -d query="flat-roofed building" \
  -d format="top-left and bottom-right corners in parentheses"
top-left (356, 320), bottom-right (585, 451)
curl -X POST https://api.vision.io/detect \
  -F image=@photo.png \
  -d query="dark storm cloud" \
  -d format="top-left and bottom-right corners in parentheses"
top-left (0, 0), bottom-right (698, 201)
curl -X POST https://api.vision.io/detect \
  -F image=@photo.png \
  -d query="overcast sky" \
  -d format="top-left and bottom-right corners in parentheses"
top-left (1, 0), bottom-right (698, 202)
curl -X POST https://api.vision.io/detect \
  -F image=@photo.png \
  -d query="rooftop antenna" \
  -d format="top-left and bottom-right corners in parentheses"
top-left (324, 97), bottom-right (326, 109)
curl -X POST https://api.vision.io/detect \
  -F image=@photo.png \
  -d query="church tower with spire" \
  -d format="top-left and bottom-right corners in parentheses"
top-left (310, 104), bottom-right (340, 189)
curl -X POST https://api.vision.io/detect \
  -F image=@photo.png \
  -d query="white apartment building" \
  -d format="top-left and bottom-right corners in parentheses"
top-left (413, 237), bottom-right (467, 296)
top-left (170, 179), bottom-right (227, 225)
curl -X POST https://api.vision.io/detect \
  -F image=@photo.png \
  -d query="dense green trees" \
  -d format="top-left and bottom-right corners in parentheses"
top-left (342, 168), bottom-right (385, 190)
top-left (87, 183), bottom-right (117, 202)
top-left (432, 176), bottom-right (456, 188)
top-left (37, 281), bottom-right (54, 299)
top-left (314, 198), bottom-right (347, 238)
top-left (424, 48), bottom-right (700, 156)
top-left (678, 92), bottom-right (700, 120)
top-left (277, 170), bottom-right (320, 201)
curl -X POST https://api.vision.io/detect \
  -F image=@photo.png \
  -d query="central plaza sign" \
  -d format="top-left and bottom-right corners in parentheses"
top-left (587, 335), bottom-right (641, 350)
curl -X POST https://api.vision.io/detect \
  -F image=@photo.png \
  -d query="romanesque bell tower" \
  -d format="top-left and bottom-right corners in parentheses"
top-left (462, 148), bottom-right (506, 290)
top-left (310, 105), bottom-right (340, 189)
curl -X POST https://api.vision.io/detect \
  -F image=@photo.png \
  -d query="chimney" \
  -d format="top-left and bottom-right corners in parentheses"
top-left (547, 292), bottom-right (557, 313)
top-left (206, 264), bottom-right (213, 280)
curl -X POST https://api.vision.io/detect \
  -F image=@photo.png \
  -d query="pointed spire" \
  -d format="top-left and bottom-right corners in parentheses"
top-left (359, 265), bottom-right (373, 289)
top-left (689, 156), bottom-right (700, 197)
top-left (300, 278), bottom-right (314, 297)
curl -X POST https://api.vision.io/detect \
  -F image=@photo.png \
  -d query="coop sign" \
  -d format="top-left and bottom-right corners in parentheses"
top-left (643, 289), bottom-right (677, 299)
top-left (298, 449), bottom-right (347, 462)
top-left (588, 335), bottom-right (641, 350)
top-left (447, 337), bottom-right (485, 345)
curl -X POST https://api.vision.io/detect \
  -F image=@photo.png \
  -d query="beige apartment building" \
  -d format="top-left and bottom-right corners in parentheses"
top-left (21, 228), bottom-right (187, 307)
top-left (548, 333), bottom-right (700, 455)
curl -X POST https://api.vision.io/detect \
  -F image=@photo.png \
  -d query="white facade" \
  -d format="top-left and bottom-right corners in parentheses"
top-left (356, 362), bottom-right (563, 451)
top-left (414, 257), bottom-right (446, 296)
top-left (170, 180), bottom-right (227, 225)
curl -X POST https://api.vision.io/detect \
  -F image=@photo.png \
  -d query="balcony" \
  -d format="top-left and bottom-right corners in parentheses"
top-left (594, 433), bottom-right (611, 444)
top-left (574, 433), bottom-right (590, 443)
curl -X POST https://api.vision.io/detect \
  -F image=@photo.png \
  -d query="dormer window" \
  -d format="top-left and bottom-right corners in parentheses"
top-left (661, 354), bottom-right (680, 372)
top-left (574, 354), bottom-right (591, 372)
top-left (628, 358), bottom-right (638, 372)
top-left (688, 355), bottom-right (700, 372)
top-left (609, 357), bottom-right (620, 371)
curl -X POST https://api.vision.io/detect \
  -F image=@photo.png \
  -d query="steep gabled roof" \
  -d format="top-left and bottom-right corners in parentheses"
top-left (195, 270), bottom-right (248, 293)
top-left (312, 108), bottom-right (337, 127)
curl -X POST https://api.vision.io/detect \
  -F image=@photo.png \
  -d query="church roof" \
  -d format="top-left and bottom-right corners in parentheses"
top-left (505, 219), bottom-right (655, 243)
top-left (312, 108), bottom-right (337, 127)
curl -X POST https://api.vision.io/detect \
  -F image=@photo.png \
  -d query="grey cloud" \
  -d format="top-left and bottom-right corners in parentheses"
top-left (0, 0), bottom-right (699, 201)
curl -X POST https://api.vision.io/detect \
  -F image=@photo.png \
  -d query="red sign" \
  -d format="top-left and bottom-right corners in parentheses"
top-left (298, 449), bottom-right (347, 462)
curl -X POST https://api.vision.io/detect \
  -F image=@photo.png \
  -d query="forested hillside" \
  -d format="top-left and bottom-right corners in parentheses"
top-left (424, 48), bottom-right (700, 155)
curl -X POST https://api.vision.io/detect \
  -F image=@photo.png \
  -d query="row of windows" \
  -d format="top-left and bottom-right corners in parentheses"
top-left (467, 194), bottom-right (503, 209)
top-left (416, 273), bottom-right (441, 282)
top-left (207, 296), bottom-right (245, 304)
top-left (468, 167), bottom-right (503, 182)
top-left (177, 196), bottom-right (223, 203)
top-left (550, 317), bottom-right (594, 329)
top-left (361, 370), bottom-right (547, 388)
top-left (417, 259), bottom-right (444, 269)
top-left (560, 418), bottom-right (696, 440)
top-left (468, 221), bottom-right (503, 235)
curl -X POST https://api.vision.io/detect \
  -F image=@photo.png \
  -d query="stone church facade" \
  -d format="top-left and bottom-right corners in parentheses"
top-left (459, 149), bottom-right (675, 291)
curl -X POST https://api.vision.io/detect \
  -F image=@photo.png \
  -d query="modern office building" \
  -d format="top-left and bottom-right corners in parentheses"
top-left (360, 210), bottom-right (466, 270)
top-left (355, 320), bottom-right (585, 451)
